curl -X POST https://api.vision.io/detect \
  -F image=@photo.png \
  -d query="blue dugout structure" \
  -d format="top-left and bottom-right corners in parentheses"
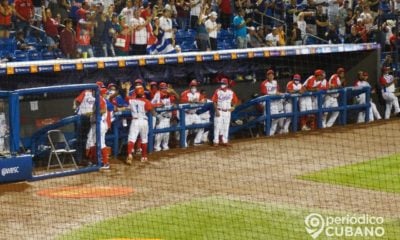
top-left (0, 84), bottom-right (101, 183)
top-left (0, 84), bottom-right (371, 183)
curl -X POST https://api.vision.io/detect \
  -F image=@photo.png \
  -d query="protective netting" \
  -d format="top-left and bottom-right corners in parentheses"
top-left (1, 47), bottom-right (400, 240)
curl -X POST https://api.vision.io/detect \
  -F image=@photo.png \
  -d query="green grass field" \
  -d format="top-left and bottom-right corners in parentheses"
top-left (58, 198), bottom-right (400, 240)
top-left (299, 154), bottom-right (400, 193)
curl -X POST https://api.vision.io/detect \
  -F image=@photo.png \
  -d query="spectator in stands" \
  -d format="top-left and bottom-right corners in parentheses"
top-left (233, 8), bottom-right (248, 49)
top-left (285, 0), bottom-right (301, 35)
top-left (354, 18), bottom-right (368, 42)
top-left (189, 0), bottom-right (202, 29)
top-left (101, 10), bottom-right (116, 57)
top-left (345, 25), bottom-right (362, 43)
top-left (344, 7), bottom-right (355, 36)
top-left (93, 3), bottom-right (106, 57)
top-left (48, 0), bottom-right (70, 24)
top-left (16, 30), bottom-right (34, 50)
top-left (130, 8), bottom-right (149, 55)
top-left (114, 16), bottom-right (130, 56)
top-left (290, 22), bottom-right (302, 45)
top-left (14, 0), bottom-right (34, 37)
top-left (0, 0), bottom-right (12, 38)
top-left (159, 8), bottom-right (174, 47)
top-left (76, 11), bottom-right (94, 58)
top-left (42, 6), bottom-right (60, 50)
top-left (196, 5), bottom-right (209, 51)
top-left (76, 1), bottom-right (90, 22)
top-left (337, 0), bottom-right (348, 36)
top-left (205, 11), bottom-right (219, 50)
top-left (247, 26), bottom-right (265, 48)
top-left (265, 27), bottom-right (279, 46)
top-left (360, 5), bottom-right (374, 32)
top-left (316, 5), bottom-right (328, 40)
top-left (218, 0), bottom-right (232, 30)
top-left (277, 24), bottom-right (286, 46)
top-left (303, 0), bottom-right (317, 36)
top-left (165, 0), bottom-right (178, 27)
top-left (120, 0), bottom-right (134, 21)
top-left (60, 18), bottom-right (76, 58)
top-left (327, 0), bottom-right (340, 26)
top-left (296, 12), bottom-right (307, 40)
top-left (325, 23), bottom-right (341, 43)
top-left (176, 0), bottom-right (190, 30)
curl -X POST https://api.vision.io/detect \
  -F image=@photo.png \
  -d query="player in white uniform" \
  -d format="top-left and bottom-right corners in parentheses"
top-left (301, 69), bottom-right (324, 130)
top-left (212, 78), bottom-right (239, 146)
top-left (284, 74), bottom-right (304, 133)
top-left (85, 87), bottom-right (111, 170)
top-left (198, 89), bottom-right (212, 143)
top-left (151, 82), bottom-right (178, 151)
top-left (126, 86), bottom-right (156, 164)
top-left (180, 80), bottom-right (205, 146)
top-left (354, 71), bottom-right (381, 122)
top-left (322, 68), bottom-right (346, 128)
top-left (379, 66), bottom-right (400, 119)
top-left (260, 69), bottom-right (284, 135)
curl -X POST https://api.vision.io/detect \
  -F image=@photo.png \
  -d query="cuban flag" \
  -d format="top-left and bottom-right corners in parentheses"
top-left (146, 26), bottom-right (177, 55)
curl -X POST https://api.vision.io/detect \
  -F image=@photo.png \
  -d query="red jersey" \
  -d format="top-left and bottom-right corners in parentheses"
top-left (14, 0), bottom-right (33, 21)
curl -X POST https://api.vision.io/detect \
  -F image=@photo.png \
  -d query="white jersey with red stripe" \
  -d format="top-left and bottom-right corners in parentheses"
top-left (260, 79), bottom-right (279, 95)
top-left (303, 75), bottom-right (321, 90)
top-left (127, 96), bottom-right (152, 120)
top-left (286, 81), bottom-right (303, 93)
top-left (319, 79), bottom-right (329, 91)
top-left (151, 91), bottom-right (175, 107)
top-left (75, 90), bottom-right (95, 115)
top-left (328, 74), bottom-right (344, 97)
top-left (212, 88), bottom-right (239, 110)
top-left (181, 90), bottom-right (204, 113)
top-left (354, 80), bottom-right (371, 102)
top-left (380, 74), bottom-right (396, 93)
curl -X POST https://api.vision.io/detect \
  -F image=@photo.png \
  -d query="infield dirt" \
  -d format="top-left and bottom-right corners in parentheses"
top-left (0, 120), bottom-right (399, 239)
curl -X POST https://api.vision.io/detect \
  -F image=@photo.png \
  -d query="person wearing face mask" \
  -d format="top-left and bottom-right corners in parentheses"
top-left (284, 74), bottom-right (305, 133)
top-left (151, 82), bottom-right (179, 151)
top-left (180, 80), bottom-right (206, 147)
top-left (260, 69), bottom-right (285, 136)
top-left (211, 78), bottom-right (239, 146)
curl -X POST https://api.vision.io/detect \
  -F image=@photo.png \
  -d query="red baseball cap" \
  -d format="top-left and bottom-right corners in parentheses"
top-left (314, 69), bottom-right (324, 76)
top-left (96, 81), bottom-right (105, 88)
top-left (100, 88), bottom-right (108, 95)
top-left (337, 68), bottom-right (345, 73)
top-left (220, 78), bottom-right (229, 85)
top-left (266, 69), bottom-right (274, 75)
top-left (293, 74), bottom-right (301, 80)
top-left (159, 82), bottom-right (168, 89)
top-left (134, 79), bottom-right (143, 84)
top-left (189, 79), bottom-right (198, 87)
top-left (362, 72), bottom-right (369, 77)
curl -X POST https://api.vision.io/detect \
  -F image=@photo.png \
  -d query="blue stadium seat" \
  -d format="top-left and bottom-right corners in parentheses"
top-left (54, 49), bottom-right (65, 59)
top-left (180, 41), bottom-right (197, 52)
top-left (41, 50), bottom-right (55, 60)
top-left (13, 50), bottom-right (28, 62)
top-left (187, 29), bottom-right (197, 38)
top-left (28, 49), bottom-right (42, 61)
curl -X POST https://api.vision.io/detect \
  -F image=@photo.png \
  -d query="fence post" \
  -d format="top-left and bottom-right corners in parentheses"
top-left (365, 87), bottom-right (371, 122)
top-left (179, 106), bottom-right (186, 148)
top-left (112, 117), bottom-right (119, 157)
top-left (317, 92), bottom-right (323, 129)
top-left (264, 97), bottom-right (271, 136)
top-left (148, 112), bottom-right (154, 153)
top-left (8, 92), bottom-right (19, 155)
top-left (94, 88), bottom-right (102, 166)
top-left (292, 95), bottom-right (298, 133)
top-left (340, 88), bottom-right (347, 125)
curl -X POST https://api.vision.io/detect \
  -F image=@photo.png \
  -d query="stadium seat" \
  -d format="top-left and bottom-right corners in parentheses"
top-left (53, 49), bottom-right (65, 59)
top-left (28, 49), bottom-right (42, 61)
top-left (13, 50), bottom-right (28, 62)
top-left (41, 50), bottom-right (56, 60)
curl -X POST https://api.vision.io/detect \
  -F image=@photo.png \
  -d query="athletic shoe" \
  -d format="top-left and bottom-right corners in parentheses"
top-left (162, 146), bottom-right (169, 151)
top-left (154, 147), bottom-right (161, 152)
top-left (141, 157), bottom-right (148, 162)
top-left (100, 163), bottom-right (110, 170)
top-left (194, 142), bottom-right (203, 146)
top-left (301, 126), bottom-right (311, 131)
top-left (126, 154), bottom-right (133, 165)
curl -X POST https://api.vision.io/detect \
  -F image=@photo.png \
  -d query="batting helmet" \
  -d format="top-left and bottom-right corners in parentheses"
top-left (314, 69), bottom-right (324, 76)
top-left (159, 82), bottom-right (168, 89)
top-left (189, 79), bottom-right (198, 87)
top-left (135, 86), bottom-right (145, 96)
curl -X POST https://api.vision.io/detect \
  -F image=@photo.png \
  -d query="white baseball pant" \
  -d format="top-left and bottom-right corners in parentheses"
top-left (185, 113), bottom-right (204, 146)
top-left (322, 95), bottom-right (339, 128)
top-left (154, 116), bottom-right (171, 151)
top-left (382, 92), bottom-right (400, 119)
top-left (269, 100), bottom-right (284, 136)
top-left (213, 110), bottom-right (231, 144)
top-left (355, 96), bottom-right (382, 123)
top-left (86, 121), bottom-right (108, 149)
top-left (128, 119), bottom-right (149, 144)
top-left (282, 100), bottom-right (293, 133)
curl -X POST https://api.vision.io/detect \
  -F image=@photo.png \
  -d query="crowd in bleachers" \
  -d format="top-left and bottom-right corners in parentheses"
top-left (0, 0), bottom-right (397, 62)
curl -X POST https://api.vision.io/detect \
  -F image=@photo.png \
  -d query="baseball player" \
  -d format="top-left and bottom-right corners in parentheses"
top-left (212, 78), bottom-right (239, 146)
top-left (180, 80), bottom-right (205, 146)
top-left (125, 86), bottom-right (156, 164)
top-left (284, 74), bottom-right (304, 133)
top-left (354, 71), bottom-right (382, 122)
top-left (260, 69), bottom-right (284, 135)
top-left (151, 82), bottom-right (179, 151)
top-left (85, 87), bottom-right (111, 170)
top-left (198, 89), bottom-right (212, 143)
top-left (379, 66), bottom-right (400, 119)
top-left (301, 69), bottom-right (324, 130)
top-left (322, 68), bottom-right (346, 128)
